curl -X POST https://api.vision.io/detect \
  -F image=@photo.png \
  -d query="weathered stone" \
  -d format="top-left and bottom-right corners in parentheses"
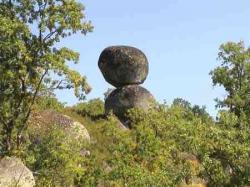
top-left (0, 157), bottom-right (35, 187)
top-left (29, 110), bottom-right (90, 143)
top-left (105, 85), bottom-right (155, 127)
top-left (98, 46), bottom-right (149, 87)
top-left (180, 153), bottom-right (207, 187)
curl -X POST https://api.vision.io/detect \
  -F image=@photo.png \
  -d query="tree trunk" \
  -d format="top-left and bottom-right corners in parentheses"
top-left (3, 121), bottom-right (14, 155)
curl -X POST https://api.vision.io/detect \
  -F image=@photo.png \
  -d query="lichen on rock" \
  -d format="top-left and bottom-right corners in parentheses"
top-left (98, 46), bottom-right (149, 88)
top-left (99, 45), bottom-right (154, 128)
top-left (105, 85), bottom-right (155, 127)
top-left (0, 157), bottom-right (35, 187)
top-left (29, 110), bottom-right (90, 143)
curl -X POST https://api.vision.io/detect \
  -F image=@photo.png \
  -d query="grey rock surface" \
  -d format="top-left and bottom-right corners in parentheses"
top-left (0, 157), bottom-right (35, 187)
top-left (105, 85), bottom-right (155, 127)
top-left (98, 46), bottom-right (148, 87)
top-left (29, 110), bottom-right (90, 143)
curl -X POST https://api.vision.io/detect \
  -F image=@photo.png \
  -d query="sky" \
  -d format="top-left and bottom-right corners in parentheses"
top-left (56, 0), bottom-right (250, 117)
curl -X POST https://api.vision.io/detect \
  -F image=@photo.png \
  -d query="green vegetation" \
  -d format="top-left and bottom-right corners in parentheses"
top-left (0, 1), bottom-right (250, 186)
top-left (210, 41), bottom-right (250, 124)
top-left (73, 98), bottom-right (105, 120)
top-left (0, 0), bottom-right (92, 155)
top-left (25, 125), bottom-right (88, 186)
top-left (22, 100), bottom-right (249, 186)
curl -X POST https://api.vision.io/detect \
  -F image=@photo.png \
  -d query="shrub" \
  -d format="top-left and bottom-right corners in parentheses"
top-left (19, 102), bottom-right (250, 186)
top-left (74, 98), bottom-right (105, 120)
top-left (35, 96), bottom-right (65, 112)
top-left (24, 125), bottom-right (89, 187)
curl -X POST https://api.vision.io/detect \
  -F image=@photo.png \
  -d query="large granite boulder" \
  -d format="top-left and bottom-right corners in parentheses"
top-left (98, 46), bottom-right (149, 87)
top-left (105, 85), bottom-right (155, 127)
top-left (29, 110), bottom-right (90, 143)
top-left (0, 157), bottom-right (35, 187)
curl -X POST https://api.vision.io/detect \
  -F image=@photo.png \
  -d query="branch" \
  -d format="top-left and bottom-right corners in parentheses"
top-left (16, 68), bottom-right (48, 138)
top-left (43, 29), bottom-right (58, 42)
top-left (26, 68), bottom-right (49, 121)
top-left (15, 77), bottom-right (26, 109)
top-left (0, 116), bottom-right (7, 128)
top-left (15, 67), bottom-right (48, 149)
top-left (38, 0), bottom-right (48, 42)
top-left (48, 79), bottom-right (69, 91)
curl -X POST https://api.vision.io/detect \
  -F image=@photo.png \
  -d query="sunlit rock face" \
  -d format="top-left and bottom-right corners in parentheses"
top-left (0, 157), bottom-right (35, 187)
top-left (105, 85), bottom-right (155, 128)
top-left (98, 46), bottom-right (148, 88)
top-left (29, 110), bottom-right (90, 143)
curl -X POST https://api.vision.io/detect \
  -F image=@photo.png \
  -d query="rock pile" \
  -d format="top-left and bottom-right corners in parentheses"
top-left (98, 46), bottom-right (155, 127)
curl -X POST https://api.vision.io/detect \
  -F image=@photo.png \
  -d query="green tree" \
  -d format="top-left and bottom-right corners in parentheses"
top-left (172, 98), bottom-right (192, 110)
top-left (0, 0), bottom-right (93, 155)
top-left (210, 41), bottom-right (250, 120)
top-left (172, 98), bottom-right (213, 123)
top-left (73, 98), bottom-right (105, 120)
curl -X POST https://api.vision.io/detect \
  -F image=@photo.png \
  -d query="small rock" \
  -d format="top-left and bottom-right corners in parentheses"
top-left (80, 149), bottom-right (91, 157)
top-left (98, 46), bottom-right (149, 87)
top-left (0, 157), bottom-right (35, 187)
top-left (70, 121), bottom-right (90, 142)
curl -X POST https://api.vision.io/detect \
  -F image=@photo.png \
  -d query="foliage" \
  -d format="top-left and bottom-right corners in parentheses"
top-left (68, 105), bottom-right (206, 186)
top-left (0, 0), bottom-right (93, 155)
top-left (18, 100), bottom-right (250, 186)
top-left (73, 98), bottom-right (105, 120)
top-left (24, 125), bottom-right (90, 187)
top-left (104, 106), bottom-right (249, 186)
top-left (210, 41), bottom-right (250, 121)
top-left (172, 98), bottom-right (213, 123)
top-left (10, 96), bottom-right (248, 187)
top-left (1, 5), bottom-right (249, 185)
top-left (67, 101), bottom-right (249, 187)
top-left (35, 94), bottom-right (65, 112)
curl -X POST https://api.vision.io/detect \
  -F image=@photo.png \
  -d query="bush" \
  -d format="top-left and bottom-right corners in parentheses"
top-left (73, 98), bottom-right (105, 120)
top-left (24, 125), bottom-right (90, 187)
top-left (35, 95), bottom-right (65, 112)
top-left (19, 102), bottom-right (250, 186)
top-left (82, 104), bottom-right (250, 186)
top-left (125, 105), bottom-right (250, 186)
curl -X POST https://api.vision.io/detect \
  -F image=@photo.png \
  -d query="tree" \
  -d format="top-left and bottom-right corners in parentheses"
top-left (73, 98), bottom-right (105, 120)
top-left (0, 0), bottom-right (93, 155)
top-left (172, 98), bottom-right (213, 123)
top-left (210, 41), bottom-right (250, 121)
top-left (172, 98), bottom-right (192, 110)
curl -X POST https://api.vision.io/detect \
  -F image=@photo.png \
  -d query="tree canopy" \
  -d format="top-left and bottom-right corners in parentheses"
top-left (0, 0), bottom-right (93, 155)
top-left (210, 41), bottom-right (250, 123)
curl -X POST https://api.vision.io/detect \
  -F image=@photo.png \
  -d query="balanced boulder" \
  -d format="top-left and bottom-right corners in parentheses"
top-left (98, 46), bottom-right (148, 87)
top-left (105, 85), bottom-right (155, 127)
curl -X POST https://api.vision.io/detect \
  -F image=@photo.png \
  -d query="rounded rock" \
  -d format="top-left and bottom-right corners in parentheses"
top-left (98, 46), bottom-right (149, 87)
top-left (0, 157), bottom-right (35, 187)
top-left (105, 85), bottom-right (155, 127)
top-left (29, 111), bottom-right (90, 143)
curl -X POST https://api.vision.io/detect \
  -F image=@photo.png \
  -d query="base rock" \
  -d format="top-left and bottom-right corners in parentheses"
top-left (105, 85), bottom-right (155, 127)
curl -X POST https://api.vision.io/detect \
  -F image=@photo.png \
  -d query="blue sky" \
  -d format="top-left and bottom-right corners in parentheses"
top-left (56, 0), bottom-right (250, 116)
